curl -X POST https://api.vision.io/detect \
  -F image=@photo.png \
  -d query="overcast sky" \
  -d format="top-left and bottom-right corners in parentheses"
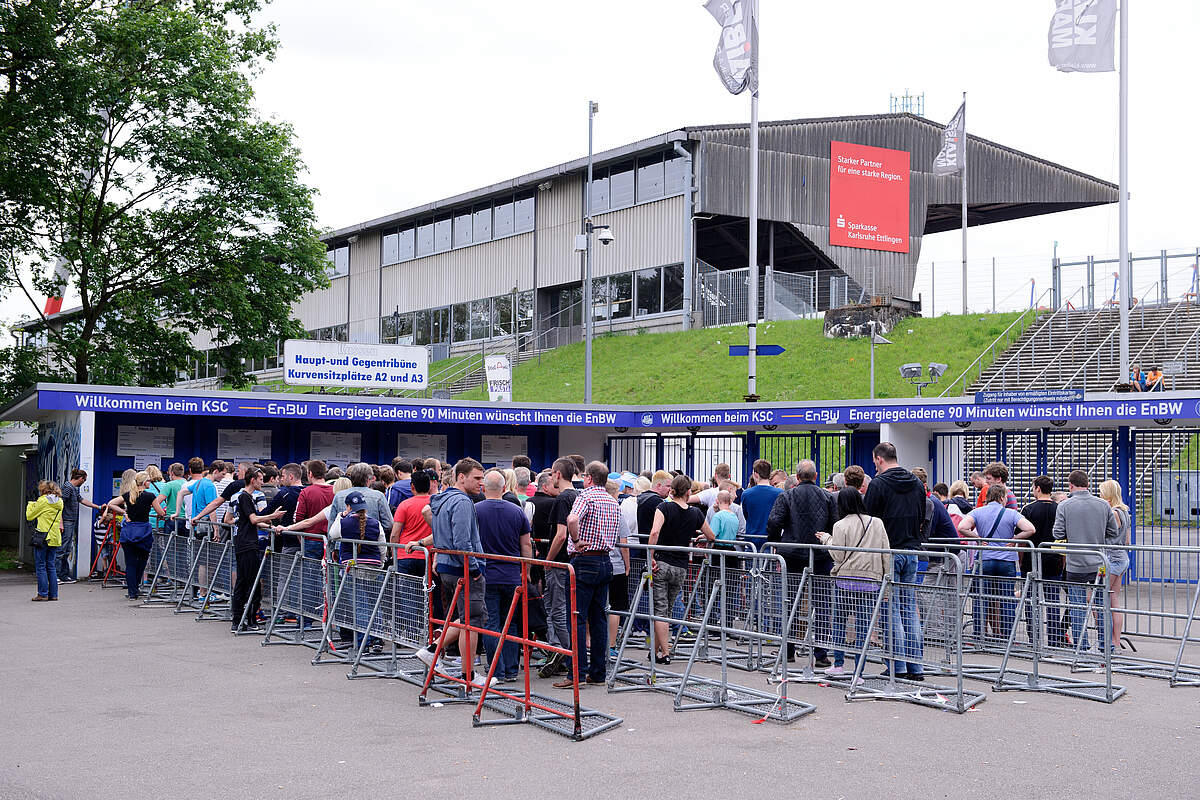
top-left (5, 0), bottom-right (1198, 324)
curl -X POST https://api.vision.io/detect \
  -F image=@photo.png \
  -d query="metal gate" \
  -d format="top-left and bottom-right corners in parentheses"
top-left (1131, 429), bottom-right (1200, 584)
top-left (607, 431), bottom-right (853, 484)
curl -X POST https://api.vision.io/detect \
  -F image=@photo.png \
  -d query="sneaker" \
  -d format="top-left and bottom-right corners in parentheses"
top-left (470, 672), bottom-right (499, 688)
top-left (650, 653), bottom-right (671, 665)
top-left (537, 652), bottom-right (565, 679)
top-left (31, 596), bottom-right (47, 602)
top-left (60, 576), bottom-right (77, 584)
top-left (415, 647), bottom-right (437, 667)
top-left (823, 665), bottom-right (847, 677)
top-left (813, 656), bottom-right (832, 669)
top-left (608, 647), bottom-right (620, 660)
top-left (906, 673), bottom-right (925, 682)
top-left (848, 676), bottom-right (865, 688)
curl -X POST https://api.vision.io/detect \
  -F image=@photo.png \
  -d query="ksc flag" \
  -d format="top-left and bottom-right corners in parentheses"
top-left (1048, 0), bottom-right (1117, 73)
top-left (704, 0), bottom-right (757, 95)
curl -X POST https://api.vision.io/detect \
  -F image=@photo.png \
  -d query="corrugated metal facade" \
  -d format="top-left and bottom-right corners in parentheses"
top-left (590, 196), bottom-right (685, 279)
top-left (693, 113), bottom-right (1116, 299)
top-left (348, 231), bottom-right (382, 341)
top-left (535, 176), bottom-right (583, 288)
top-left (380, 233), bottom-right (534, 313)
top-left (297, 278), bottom-right (349, 330)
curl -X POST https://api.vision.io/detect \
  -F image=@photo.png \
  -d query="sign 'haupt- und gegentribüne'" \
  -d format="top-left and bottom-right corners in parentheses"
top-left (282, 339), bottom-right (428, 390)
top-left (829, 140), bottom-right (910, 254)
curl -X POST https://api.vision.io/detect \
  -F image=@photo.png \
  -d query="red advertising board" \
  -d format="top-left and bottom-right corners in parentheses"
top-left (828, 141), bottom-right (910, 253)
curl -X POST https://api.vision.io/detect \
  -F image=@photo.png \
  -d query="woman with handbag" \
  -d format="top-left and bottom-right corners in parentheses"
top-left (105, 471), bottom-right (167, 600)
top-left (27, 480), bottom-right (65, 601)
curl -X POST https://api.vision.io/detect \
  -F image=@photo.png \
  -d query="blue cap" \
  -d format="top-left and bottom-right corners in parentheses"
top-left (607, 471), bottom-right (622, 484)
top-left (345, 490), bottom-right (368, 512)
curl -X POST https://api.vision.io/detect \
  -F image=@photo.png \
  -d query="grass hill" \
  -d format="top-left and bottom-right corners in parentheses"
top-left (456, 312), bottom-right (1025, 404)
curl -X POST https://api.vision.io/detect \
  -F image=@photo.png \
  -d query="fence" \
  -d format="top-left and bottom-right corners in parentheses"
top-left (696, 263), bottom-right (861, 328)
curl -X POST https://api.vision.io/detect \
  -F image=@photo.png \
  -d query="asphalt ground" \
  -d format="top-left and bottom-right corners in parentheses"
top-left (2, 570), bottom-right (1198, 799)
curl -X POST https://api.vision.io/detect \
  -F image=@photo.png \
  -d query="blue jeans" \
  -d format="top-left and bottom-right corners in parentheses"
top-left (832, 586), bottom-right (878, 668)
top-left (1065, 571), bottom-right (1105, 651)
top-left (570, 554), bottom-right (612, 682)
top-left (483, 582), bottom-right (522, 679)
top-left (34, 544), bottom-right (59, 599)
top-left (974, 559), bottom-right (1019, 640)
top-left (57, 523), bottom-right (77, 580)
top-left (886, 553), bottom-right (923, 676)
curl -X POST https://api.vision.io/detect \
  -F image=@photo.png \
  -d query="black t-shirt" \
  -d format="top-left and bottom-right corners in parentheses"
top-left (265, 484), bottom-right (302, 549)
top-left (550, 488), bottom-right (578, 563)
top-left (1020, 499), bottom-right (1062, 576)
top-left (234, 490), bottom-right (264, 554)
top-left (636, 491), bottom-right (664, 538)
top-left (222, 479), bottom-right (245, 502)
top-left (654, 500), bottom-right (706, 567)
top-left (528, 492), bottom-right (557, 558)
top-left (122, 491), bottom-right (155, 523)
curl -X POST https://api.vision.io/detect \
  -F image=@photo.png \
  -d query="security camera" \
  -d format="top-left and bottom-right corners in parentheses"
top-left (596, 226), bottom-right (614, 246)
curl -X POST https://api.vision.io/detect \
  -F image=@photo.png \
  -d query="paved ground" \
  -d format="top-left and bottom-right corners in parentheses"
top-left (2, 570), bottom-right (1198, 799)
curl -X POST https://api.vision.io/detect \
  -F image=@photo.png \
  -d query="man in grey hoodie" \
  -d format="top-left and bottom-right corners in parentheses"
top-left (1052, 469), bottom-right (1117, 651)
top-left (418, 457), bottom-right (493, 687)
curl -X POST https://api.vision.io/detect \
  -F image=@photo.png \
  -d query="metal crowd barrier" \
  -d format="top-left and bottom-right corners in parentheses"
top-left (173, 521), bottom-right (235, 621)
top-left (420, 546), bottom-right (623, 742)
top-left (611, 541), bottom-right (817, 723)
top-left (261, 531), bottom-right (334, 650)
top-left (143, 522), bottom-right (194, 605)
top-left (764, 541), bottom-right (986, 713)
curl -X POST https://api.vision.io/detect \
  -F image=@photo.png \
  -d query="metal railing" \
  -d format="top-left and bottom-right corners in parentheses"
top-left (937, 286), bottom-right (1055, 396)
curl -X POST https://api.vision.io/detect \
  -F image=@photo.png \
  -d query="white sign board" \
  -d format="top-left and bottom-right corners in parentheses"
top-left (282, 339), bottom-right (428, 390)
top-left (131, 453), bottom-right (165, 471)
top-left (481, 434), bottom-right (527, 466)
top-left (218, 429), bottom-right (273, 463)
top-left (485, 354), bottom-right (512, 402)
top-left (116, 425), bottom-right (174, 457)
top-left (309, 431), bottom-right (361, 466)
top-left (397, 433), bottom-right (447, 462)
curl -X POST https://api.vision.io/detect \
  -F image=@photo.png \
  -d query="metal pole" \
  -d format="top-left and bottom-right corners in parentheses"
top-left (992, 257), bottom-right (996, 313)
top-left (931, 261), bottom-right (935, 317)
top-left (746, 2), bottom-right (760, 401)
top-left (869, 320), bottom-right (876, 399)
top-left (961, 91), bottom-right (968, 316)
top-left (1118, 0), bottom-right (1130, 380)
top-left (584, 100), bottom-right (597, 403)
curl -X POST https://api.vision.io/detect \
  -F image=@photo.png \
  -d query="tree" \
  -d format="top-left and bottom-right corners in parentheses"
top-left (0, 0), bottom-right (329, 398)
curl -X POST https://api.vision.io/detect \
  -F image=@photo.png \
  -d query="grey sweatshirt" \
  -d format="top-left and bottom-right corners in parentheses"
top-left (1052, 489), bottom-right (1118, 574)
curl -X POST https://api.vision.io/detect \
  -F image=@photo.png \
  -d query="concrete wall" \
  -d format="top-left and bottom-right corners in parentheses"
top-left (880, 423), bottom-right (932, 478)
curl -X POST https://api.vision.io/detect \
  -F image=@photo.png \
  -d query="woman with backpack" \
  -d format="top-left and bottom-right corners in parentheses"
top-left (27, 480), bottom-right (65, 601)
top-left (817, 488), bottom-right (891, 682)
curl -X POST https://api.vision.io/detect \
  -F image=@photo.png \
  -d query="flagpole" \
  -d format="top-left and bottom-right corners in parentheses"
top-left (1118, 0), bottom-right (1130, 381)
top-left (961, 91), bottom-right (968, 315)
top-left (746, 0), bottom-right (759, 400)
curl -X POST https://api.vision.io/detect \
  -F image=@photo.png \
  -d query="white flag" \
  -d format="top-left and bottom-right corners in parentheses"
top-left (704, 0), bottom-right (757, 95)
top-left (932, 103), bottom-right (965, 176)
top-left (1048, 0), bottom-right (1117, 73)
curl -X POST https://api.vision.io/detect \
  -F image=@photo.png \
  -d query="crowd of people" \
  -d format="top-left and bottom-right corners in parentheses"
top-left (29, 443), bottom-right (1133, 689)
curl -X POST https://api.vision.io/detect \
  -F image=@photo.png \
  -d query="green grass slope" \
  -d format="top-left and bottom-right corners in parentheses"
top-left (458, 312), bottom-right (1025, 404)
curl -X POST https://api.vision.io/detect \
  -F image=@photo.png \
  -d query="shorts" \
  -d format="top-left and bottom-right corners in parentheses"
top-left (608, 571), bottom-right (629, 613)
top-left (439, 571), bottom-right (486, 628)
top-left (1107, 548), bottom-right (1130, 577)
top-left (651, 561), bottom-right (688, 618)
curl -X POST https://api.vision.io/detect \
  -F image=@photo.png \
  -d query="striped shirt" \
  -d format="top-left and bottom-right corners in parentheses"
top-left (567, 486), bottom-right (622, 555)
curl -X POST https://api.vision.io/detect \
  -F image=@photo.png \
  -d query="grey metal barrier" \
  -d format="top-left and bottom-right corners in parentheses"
top-left (763, 541), bottom-right (986, 713)
top-left (611, 541), bottom-right (817, 723)
top-left (175, 521), bottom-right (235, 621)
top-left (261, 530), bottom-right (335, 650)
top-left (143, 523), bottom-right (195, 606)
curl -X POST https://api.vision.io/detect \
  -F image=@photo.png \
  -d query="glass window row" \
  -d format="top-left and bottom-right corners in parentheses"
top-left (381, 291), bottom-right (535, 347)
top-left (381, 192), bottom-right (535, 266)
top-left (588, 152), bottom-right (689, 217)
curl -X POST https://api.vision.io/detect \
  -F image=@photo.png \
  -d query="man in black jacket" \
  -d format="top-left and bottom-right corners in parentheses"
top-left (766, 459), bottom-right (836, 668)
top-left (864, 442), bottom-right (927, 681)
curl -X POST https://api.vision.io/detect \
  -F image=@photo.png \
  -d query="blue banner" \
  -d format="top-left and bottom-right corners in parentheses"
top-left (36, 389), bottom-right (1200, 429)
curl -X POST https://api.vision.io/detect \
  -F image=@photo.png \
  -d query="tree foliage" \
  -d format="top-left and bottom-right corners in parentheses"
top-left (0, 0), bottom-right (328, 400)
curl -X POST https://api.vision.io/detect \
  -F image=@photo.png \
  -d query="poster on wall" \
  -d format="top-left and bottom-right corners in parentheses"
top-left (396, 433), bottom-right (447, 462)
top-left (828, 140), bottom-right (910, 254)
top-left (116, 425), bottom-right (174, 457)
top-left (218, 429), bottom-right (273, 463)
top-left (481, 434), bottom-right (527, 467)
top-left (309, 431), bottom-right (361, 466)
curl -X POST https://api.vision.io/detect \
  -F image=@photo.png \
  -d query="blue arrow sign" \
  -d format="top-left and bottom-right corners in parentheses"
top-left (728, 345), bottom-right (786, 356)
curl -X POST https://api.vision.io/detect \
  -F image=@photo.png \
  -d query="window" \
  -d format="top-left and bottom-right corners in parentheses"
top-left (434, 217), bottom-right (452, 253)
top-left (589, 173), bottom-right (609, 215)
top-left (662, 264), bottom-right (684, 312)
top-left (416, 221), bottom-right (434, 257)
top-left (609, 166), bottom-right (635, 209)
top-left (611, 273), bottom-right (633, 320)
top-left (380, 313), bottom-right (414, 345)
top-left (517, 291), bottom-right (534, 333)
top-left (414, 311), bottom-right (431, 345)
top-left (473, 206), bottom-right (492, 243)
top-left (398, 228), bottom-right (415, 262)
top-left (381, 232), bottom-right (399, 266)
top-left (636, 267), bottom-right (662, 316)
top-left (266, 340), bottom-right (281, 370)
top-left (513, 194), bottom-right (535, 233)
top-left (432, 307), bottom-right (449, 343)
top-left (325, 245), bottom-right (349, 278)
top-left (591, 277), bottom-right (611, 321)
top-left (470, 299), bottom-right (491, 340)
top-left (308, 324), bottom-right (347, 342)
top-left (636, 155), bottom-right (665, 202)
top-left (665, 154), bottom-right (690, 195)
top-left (557, 285), bottom-right (582, 328)
top-left (453, 212), bottom-right (473, 248)
top-left (493, 200), bottom-right (514, 238)
top-left (452, 303), bottom-right (469, 342)
top-left (493, 294), bottom-right (513, 337)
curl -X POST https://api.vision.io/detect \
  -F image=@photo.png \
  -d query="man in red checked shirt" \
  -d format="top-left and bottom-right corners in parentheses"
top-left (557, 460), bottom-right (622, 688)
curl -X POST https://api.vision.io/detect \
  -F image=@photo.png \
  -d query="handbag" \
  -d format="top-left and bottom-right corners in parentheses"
top-left (31, 502), bottom-right (62, 548)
